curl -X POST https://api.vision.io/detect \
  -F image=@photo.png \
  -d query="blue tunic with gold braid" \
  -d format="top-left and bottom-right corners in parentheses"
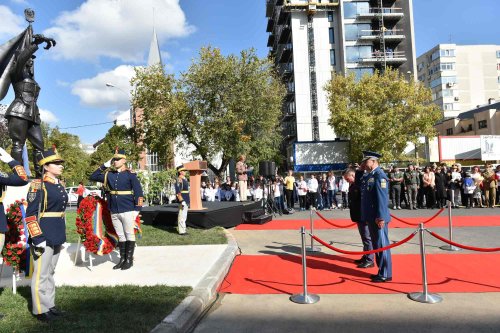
top-left (0, 160), bottom-right (29, 233)
top-left (25, 175), bottom-right (68, 246)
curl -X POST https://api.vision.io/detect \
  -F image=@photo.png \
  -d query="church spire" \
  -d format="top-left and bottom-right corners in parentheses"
top-left (147, 27), bottom-right (162, 67)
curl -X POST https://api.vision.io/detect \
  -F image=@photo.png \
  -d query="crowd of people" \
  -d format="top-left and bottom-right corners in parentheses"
top-left (199, 162), bottom-right (500, 213)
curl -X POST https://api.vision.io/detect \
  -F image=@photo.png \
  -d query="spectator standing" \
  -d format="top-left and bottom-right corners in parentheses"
top-left (471, 166), bottom-right (484, 208)
top-left (235, 155), bottom-right (248, 202)
top-left (389, 167), bottom-right (403, 209)
top-left (319, 174), bottom-right (328, 210)
top-left (422, 166), bottom-right (436, 209)
top-left (297, 175), bottom-right (308, 211)
top-left (462, 172), bottom-right (475, 208)
top-left (483, 163), bottom-right (497, 208)
top-left (307, 174), bottom-right (319, 209)
top-left (338, 172), bottom-right (350, 209)
top-left (76, 181), bottom-right (86, 207)
top-left (434, 166), bottom-right (447, 208)
top-left (449, 164), bottom-right (462, 208)
top-left (327, 171), bottom-right (338, 209)
top-left (403, 164), bottom-right (420, 210)
top-left (284, 170), bottom-right (295, 211)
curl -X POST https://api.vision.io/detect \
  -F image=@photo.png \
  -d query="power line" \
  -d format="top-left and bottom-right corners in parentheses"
top-left (59, 121), bottom-right (115, 130)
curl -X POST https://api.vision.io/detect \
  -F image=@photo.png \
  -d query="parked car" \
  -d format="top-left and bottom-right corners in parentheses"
top-left (65, 186), bottom-right (102, 206)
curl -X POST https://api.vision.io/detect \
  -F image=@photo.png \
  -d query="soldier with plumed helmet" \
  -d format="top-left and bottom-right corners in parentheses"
top-left (90, 148), bottom-right (144, 270)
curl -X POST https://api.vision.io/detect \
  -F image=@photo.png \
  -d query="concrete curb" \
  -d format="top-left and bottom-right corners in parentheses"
top-left (151, 230), bottom-right (239, 333)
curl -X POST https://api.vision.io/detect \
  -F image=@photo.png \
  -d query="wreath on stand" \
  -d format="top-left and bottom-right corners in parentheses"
top-left (1, 200), bottom-right (28, 272)
top-left (75, 196), bottom-right (142, 255)
top-left (75, 196), bottom-right (117, 255)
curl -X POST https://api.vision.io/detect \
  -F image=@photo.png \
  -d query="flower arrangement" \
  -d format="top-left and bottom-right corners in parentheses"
top-left (75, 196), bottom-right (117, 255)
top-left (1, 200), bottom-right (28, 272)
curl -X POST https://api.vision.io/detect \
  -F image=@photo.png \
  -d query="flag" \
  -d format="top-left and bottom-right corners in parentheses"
top-left (0, 27), bottom-right (32, 101)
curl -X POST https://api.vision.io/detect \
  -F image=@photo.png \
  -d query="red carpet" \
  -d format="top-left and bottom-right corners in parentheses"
top-left (219, 253), bottom-right (500, 294)
top-left (235, 215), bottom-right (500, 230)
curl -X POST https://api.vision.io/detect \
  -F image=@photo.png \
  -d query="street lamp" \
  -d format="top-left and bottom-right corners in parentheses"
top-left (105, 83), bottom-right (133, 128)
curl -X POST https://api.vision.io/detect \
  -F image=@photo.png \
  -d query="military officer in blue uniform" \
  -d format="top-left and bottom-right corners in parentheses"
top-left (0, 147), bottom-right (29, 320)
top-left (25, 147), bottom-right (67, 322)
top-left (175, 166), bottom-right (190, 235)
top-left (360, 151), bottom-right (392, 282)
top-left (90, 148), bottom-right (143, 270)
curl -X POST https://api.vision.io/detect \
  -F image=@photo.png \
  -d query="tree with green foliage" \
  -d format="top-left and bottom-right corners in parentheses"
top-left (89, 125), bottom-right (139, 173)
top-left (325, 68), bottom-right (441, 162)
top-left (137, 168), bottom-right (177, 205)
top-left (132, 47), bottom-right (286, 177)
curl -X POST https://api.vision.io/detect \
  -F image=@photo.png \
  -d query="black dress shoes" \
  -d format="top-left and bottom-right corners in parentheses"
top-left (36, 311), bottom-right (58, 322)
top-left (49, 307), bottom-right (66, 316)
top-left (353, 257), bottom-right (365, 264)
top-left (357, 261), bottom-right (375, 268)
top-left (370, 275), bottom-right (392, 283)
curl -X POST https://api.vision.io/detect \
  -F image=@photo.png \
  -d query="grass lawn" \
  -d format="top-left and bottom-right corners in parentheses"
top-left (65, 211), bottom-right (227, 246)
top-left (0, 285), bottom-right (191, 333)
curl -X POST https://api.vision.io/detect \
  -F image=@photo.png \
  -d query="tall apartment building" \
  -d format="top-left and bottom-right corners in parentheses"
top-left (417, 44), bottom-right (500, 118)
top-left (266, 0), bottom-right (416, 170)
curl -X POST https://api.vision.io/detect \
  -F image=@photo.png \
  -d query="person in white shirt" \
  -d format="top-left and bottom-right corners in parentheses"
top-left (338, 174), bottom-right (350, 209)
top-left (307, 174), bottom-right (319, 209)
top-left (254, 184), bottom-right (264, 202)
top-left (297, 175), bottom-right (308, 211)
top-left (204, 183), bottom-right (216, 202)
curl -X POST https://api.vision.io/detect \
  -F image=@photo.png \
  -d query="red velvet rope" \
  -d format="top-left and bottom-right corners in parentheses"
top-left (311, 231), bottom-right (417, 255)
top-left (427, 230), bottom-right (500, 252)
top-left (315, 211), bottom-right (357, 228)
top-left (390, 207), bottom-right (445, 226)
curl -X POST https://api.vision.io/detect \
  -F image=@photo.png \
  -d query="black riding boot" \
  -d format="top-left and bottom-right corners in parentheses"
top-left (113, 242), bottom-right (126, 270)
top-left (121, 241), bottom-right (135, 270)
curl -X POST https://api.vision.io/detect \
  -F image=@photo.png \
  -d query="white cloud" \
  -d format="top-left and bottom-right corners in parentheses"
top-left (0, 5), bottom-right (25, 40)
top-left (39, 108), bottom-right (59, 124)
top-left (71, 65), bottom-right (136, 109)
top-left (44, 0), bottom-right (195, 62)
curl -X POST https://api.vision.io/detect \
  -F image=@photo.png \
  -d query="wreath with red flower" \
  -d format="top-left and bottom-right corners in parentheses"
top-left (1, 200), bottom-right (28, 272)
top-left (75, 196), bottom-right (118, 255)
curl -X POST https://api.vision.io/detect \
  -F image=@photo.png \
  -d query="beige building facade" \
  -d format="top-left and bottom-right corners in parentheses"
top-left (417, 44), bottom-right (500, 118)
top-left (435, 100), bottom-right (500, 136)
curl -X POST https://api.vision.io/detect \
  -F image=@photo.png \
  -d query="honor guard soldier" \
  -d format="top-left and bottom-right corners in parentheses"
top-left (175, 166), bottom-right (189, 235)
top-left (0, 147), bottom-right (29, 320)
top-left (25, 147), bottom-right (67, 322)
top-left (360, 151), bottom-right (392, 283)
top-left (90, 148), bottom-right (143, 270)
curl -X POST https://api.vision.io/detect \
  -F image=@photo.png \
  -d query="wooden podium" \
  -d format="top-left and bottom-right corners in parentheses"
top-left (183, 160), bottom-right (208, 210)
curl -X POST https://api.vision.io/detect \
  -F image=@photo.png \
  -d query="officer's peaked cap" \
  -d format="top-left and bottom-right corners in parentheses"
top-left (177, 165), bottom-right (187, 173)
top-left (361, 150), bottom-right (382, 162)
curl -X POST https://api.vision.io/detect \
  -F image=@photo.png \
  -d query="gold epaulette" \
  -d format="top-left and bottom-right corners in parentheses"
top-left (30, 179), bottom-right (42, 191)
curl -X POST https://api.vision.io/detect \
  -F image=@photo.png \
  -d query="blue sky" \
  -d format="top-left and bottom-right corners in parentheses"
top-left (1, 0), bottom-right (499, 145)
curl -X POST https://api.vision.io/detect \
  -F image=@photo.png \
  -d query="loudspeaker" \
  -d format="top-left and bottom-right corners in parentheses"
top-left (247, 214), bottom-right (273, 225)
top-left (243, 209), bottom-right (265, 222)
top-left (259, 161), bottom-right (276, 177)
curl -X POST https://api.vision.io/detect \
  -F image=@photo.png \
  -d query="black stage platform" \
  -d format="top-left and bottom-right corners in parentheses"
top-left (141, 201), bottom-right (262, 229)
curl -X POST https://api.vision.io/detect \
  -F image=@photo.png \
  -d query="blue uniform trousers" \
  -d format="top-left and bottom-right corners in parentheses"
top-left (356, 221), bottom-right (374, 263)
top-left (368, 221), bottom-right (392, 278)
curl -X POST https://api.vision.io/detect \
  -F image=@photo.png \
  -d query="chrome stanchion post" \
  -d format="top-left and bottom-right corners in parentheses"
top-left (408, 223), bottom-right (443, 304)
top-left (440, 200), bottom-right (460, 251)
top-left (306, 208), bottom-right (321, 252)
top-left (290, 226), bottom-right (320, 304)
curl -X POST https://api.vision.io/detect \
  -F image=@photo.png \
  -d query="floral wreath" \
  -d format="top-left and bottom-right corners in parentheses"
top-left (75, 196), bottom-right (142, 255)
top-left (76, 196), bottom-right (118, 255)
top-left (1, 200), bottom-right (28, 272)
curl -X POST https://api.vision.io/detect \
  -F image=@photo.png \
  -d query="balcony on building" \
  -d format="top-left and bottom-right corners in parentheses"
top-left (267, 33), bottom-right (275, 47)
top-left (357, 7), bottom-right (404, 22)
top-left (360, 50), bottom-right (407, 65)
top-left (278, 23), bottom-right (291, 43)
top-left (282, 101), bottom-right (296, 121)
top-left (266, 18), bottom-right (275, 33)
top-left (278, 62), bottom-right (294, 78)
top-left (278, 43), bottom-right (293, 63)
top-left (266, 0), bottom-right (284, 18)
top-left (358, 29), bottom-right (406, 43)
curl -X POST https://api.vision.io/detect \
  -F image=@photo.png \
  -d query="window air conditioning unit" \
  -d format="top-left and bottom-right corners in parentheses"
top-left (454, 96), bottom-right (459, 101)
top-left (446, 82), bottom-right (455, 87)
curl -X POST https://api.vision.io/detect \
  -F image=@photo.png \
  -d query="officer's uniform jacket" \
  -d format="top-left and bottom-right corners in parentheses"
top-left (175, 177), bottom-right (190, 206)
top-left (90, 165), bottom-right (143, 213)
top-left (0, 161), bottom-right (29, 232)
top-left (360, 166), bottom-right (391, 224)
top-left (25, 175), bottom-right (68, 246)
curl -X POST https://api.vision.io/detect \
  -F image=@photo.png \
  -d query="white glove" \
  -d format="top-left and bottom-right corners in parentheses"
top-left (0, 147), bottom-right (14, 163)
top-left (37, 241), bottom-right (46, 249)
top-left (104, 159), bottom-right (112, 168)
top-left (133, 211), bottom-right (140, 220)
top-left (181, 201), bottom-right (188, 209)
